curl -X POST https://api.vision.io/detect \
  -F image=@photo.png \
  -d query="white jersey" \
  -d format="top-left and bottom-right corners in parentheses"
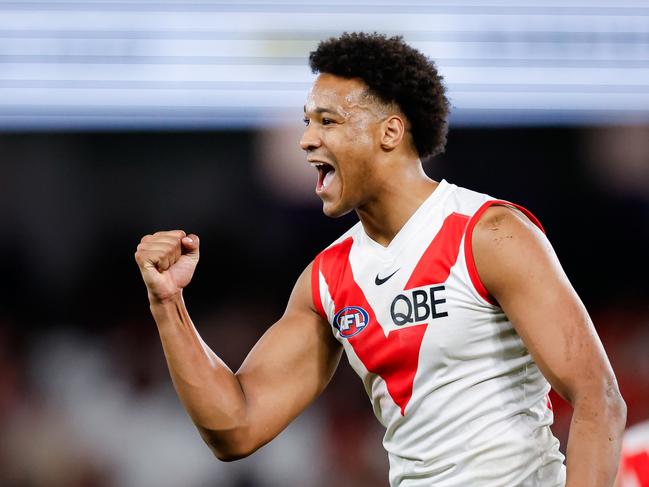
top-left (311, 180), bottom-right (566, 486)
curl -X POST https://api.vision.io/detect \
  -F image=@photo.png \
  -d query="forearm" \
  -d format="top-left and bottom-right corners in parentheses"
top-left (150, 293), bottom-right (251, 458)
top-left (565, 390), bottom-right (627, 487)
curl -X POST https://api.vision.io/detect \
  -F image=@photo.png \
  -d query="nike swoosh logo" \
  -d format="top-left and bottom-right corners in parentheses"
top-left (375, 269), bottom-right (399, 285)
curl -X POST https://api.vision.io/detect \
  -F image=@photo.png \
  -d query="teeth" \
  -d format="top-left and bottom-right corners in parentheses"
top-left (323, 169), bottom-right (335, 188)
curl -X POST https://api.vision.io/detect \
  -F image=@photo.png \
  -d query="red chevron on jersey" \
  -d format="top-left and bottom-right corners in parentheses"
top-left (317, 213), bottom-right (469, 414)
top-left (405, 212), bottom-right (470, 291)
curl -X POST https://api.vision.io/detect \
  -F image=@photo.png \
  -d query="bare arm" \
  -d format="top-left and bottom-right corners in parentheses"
top-left (135, 231), bottom-right (342, 460)
top-left (473, 206), bottom-right (626, 487)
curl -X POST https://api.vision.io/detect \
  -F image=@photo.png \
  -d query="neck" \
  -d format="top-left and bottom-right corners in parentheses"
top-left (356, 159), bottom-right (439, 247)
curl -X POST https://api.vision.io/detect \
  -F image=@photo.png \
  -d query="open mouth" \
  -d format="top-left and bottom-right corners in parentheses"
top-left (311, 162), bottom-right (336, 192)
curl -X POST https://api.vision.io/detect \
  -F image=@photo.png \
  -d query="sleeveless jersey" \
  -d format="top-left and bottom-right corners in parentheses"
top-left (311, 180), bottom-right (566, 486)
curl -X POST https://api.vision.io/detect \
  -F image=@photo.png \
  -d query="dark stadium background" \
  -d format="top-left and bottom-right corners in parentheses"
top-left (1, 1), bottom-right (648, 486)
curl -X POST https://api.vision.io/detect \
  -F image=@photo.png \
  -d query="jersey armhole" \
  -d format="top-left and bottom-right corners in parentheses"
top-left (311, 253), bottom-right (327, 320)
top-left (464, 199), bottom-right (546, 306)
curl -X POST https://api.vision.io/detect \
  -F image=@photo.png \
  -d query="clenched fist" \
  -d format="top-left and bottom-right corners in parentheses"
top-left (134, 230), bottom-right (200, 304)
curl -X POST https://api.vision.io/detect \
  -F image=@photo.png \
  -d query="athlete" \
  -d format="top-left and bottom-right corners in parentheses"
top-left (135, 33), bottom-right (626, 486)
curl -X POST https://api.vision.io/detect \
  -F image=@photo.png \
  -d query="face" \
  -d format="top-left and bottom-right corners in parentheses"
top-left (300, 74), bottom-right (387, 217)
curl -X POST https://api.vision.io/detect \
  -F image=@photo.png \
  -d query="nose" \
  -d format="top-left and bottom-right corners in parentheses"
top-left (299, 123), bottom-right (321, 152)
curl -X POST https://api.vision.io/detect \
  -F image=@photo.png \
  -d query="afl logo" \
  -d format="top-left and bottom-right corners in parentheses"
top-left (334, 306), bottom-right (370, 338)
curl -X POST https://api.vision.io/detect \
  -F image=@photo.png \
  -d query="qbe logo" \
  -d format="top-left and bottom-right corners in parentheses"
top-left (334, 306), bottom-right (370, 338)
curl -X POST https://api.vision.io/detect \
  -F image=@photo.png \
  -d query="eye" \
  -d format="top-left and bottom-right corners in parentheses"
top-left (322, 118), bottom-right (333, 125)
top-left (303, 118), bottom-right (310, 126)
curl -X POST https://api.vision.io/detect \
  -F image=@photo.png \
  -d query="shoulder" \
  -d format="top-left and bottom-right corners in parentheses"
top-left (472, 204), bottom-right (549, 264)
top-left (473, 204), bottom-right (543, 239)
top-left (287, 260), bottom-right (329, 323)
top-left (471, 204), bottom-right (555, 300)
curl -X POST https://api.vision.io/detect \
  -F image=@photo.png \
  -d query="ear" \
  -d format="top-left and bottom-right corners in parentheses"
top-left (379, 115), bottom-right (405, 151)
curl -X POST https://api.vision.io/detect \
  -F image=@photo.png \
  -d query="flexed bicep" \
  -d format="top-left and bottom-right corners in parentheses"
top-left (217, 263), bottom-right (342, 456)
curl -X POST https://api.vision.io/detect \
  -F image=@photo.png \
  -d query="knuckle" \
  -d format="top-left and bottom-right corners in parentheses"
top-left (153, 230), bottom-right (185, 241)
top-left (164, 242), bottom-right (179, 253)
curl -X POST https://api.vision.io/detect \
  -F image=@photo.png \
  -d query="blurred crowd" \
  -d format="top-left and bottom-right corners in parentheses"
top-left (0, 316), bottom-right (387, 486)
top-left (1, 308), bottom-right (648, 486)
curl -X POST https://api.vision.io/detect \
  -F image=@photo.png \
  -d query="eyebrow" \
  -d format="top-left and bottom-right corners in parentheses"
top-left (303, 105), bottom-right (338, 115)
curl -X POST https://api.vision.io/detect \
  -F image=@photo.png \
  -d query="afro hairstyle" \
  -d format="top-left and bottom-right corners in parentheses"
top-left (309, 32), bottom-right (450, 160)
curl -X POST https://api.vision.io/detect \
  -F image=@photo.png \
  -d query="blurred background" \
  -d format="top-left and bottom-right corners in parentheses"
top-left (0, 1), bottom-right (648, 486)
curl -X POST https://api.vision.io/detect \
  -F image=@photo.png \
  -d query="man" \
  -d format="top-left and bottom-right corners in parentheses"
top-left (135, 33), bottom-right (626, 486)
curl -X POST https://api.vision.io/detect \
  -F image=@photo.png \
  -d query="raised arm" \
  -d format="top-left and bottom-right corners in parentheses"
top-left (134, 230), bottom-right (342, 461)
top-left (472, 206), bottom-right (626, 487)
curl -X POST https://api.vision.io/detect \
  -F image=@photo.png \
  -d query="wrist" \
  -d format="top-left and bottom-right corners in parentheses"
top-left (149, 291), bottom-right (190, 329)
top-left (148, 289), bottom-right (184, 308)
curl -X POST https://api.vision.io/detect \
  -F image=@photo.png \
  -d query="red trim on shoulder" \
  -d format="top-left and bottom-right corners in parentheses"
top-left (464, 199), bottom-right (545, 305)
top-left (311, 252), bottom-right (327, 320)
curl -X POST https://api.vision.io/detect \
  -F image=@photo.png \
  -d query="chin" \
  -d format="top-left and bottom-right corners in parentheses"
top-left (321, 200), bottom-right (353, 219)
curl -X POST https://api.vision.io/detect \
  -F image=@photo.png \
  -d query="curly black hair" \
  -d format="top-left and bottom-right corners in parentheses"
top-left (309, 32), bottom-right (449, 160)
